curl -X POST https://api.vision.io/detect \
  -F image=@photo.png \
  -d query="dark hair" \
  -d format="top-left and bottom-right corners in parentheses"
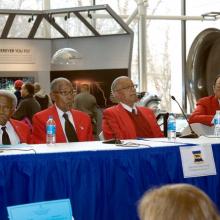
top-left (24, 83), bottom-right (35, 96)
top-left (214, 74), bottom-right (220, 86)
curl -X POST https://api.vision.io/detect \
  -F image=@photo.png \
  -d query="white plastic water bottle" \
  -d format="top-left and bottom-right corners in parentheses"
top-left (214, 110), bottom-right (220, 136)
top-left (167, 113), bottom-right (176, 141)
top-left (46, 115), bottom-right (56, 144)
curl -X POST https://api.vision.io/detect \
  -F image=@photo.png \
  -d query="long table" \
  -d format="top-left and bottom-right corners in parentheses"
top-left (0, 138), bottom-right (220, 220)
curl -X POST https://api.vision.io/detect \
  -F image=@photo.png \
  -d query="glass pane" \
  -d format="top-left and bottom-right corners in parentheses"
top-left (8, 15), bottom-right (34, 38)
top-left (145, 20), bottom-right (182, 112)
top-left (88, 10), bottom-right (126, 35)
top-left (95, 0), bottom-right (137, 15)
top-left (186, 0), bottom-right (220, 15)
top-left (55, 14), bottom-right (94, 37)
top-left (0, 0), bottom-right (43, 10)
top-left (35, 17), bottom-right (63, 38)
top-left (50, 0), bottom-right (93, 9)
top-left (147, 0), bottom-right (181, 15)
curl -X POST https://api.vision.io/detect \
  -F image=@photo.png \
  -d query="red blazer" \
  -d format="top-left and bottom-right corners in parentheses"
top-left (102, 104), bottom-right (164, 140)
top-left (189, 95), bottom-right (220, 126)
top-left (32, 105), bottom-right (94, 144)
top-left (10, 119), bottom-right (31, 143)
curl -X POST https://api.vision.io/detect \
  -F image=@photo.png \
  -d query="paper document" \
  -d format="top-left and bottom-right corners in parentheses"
top-left (7, 199), bottom-right (73, 220)
top-left (180, 144), bottom-right (216, 178)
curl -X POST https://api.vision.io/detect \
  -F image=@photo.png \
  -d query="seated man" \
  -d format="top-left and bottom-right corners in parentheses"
top-left (102, 76), bottom-right (163, 140)
top-left (32, 77), bottom-right (94, 144)
top-left (73, 83), bottom-right (98, 136)
top-left (189, 74), bottom-right (220, 126)
top-left (0, 90), bottom-right (30, 145)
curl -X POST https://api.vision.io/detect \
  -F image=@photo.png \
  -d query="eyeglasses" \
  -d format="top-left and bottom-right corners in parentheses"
top-left (54, 90), bottom-right (75, 96)
top-left (115, 84), bottom-right (138, 92)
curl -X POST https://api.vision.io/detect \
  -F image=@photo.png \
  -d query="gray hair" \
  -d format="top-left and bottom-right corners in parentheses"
top-left (50, 77), bottom-right (72, 92)
top-left (111, 76), bottom-right (129, 94)
top-left (0, 90), bottom-right (17, 109)
top-left (34, 82), bottom-right (41, 93)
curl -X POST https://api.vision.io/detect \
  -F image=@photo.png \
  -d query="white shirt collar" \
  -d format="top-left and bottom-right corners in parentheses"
top-left (120, 103), bottom-right (137, 114)
top-left (54, 105), bottom-right (76, 142)
top-left (55, 104), bottom-right (72, 119)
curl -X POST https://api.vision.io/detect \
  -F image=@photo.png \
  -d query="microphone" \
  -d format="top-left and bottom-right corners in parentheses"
top-left (102, 116), bottom-right (122, 144)
top-left (171, 95), bottom-right (199, 138)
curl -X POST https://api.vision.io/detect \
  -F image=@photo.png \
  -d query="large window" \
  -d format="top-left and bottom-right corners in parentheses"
top-left (1, 0), bottom-right (220, 113)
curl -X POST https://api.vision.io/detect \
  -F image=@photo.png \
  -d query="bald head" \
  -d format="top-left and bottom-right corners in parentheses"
top-left (111, 76), bottom-right (138, 107)
top-left (111, 76), bottom-right (130, 94)
top-left (0, 90), bottom-right (17, 125)
top-left (0, 90), bottom-right (17, 109)
top-left (50, 77), bottom-right (72, 92)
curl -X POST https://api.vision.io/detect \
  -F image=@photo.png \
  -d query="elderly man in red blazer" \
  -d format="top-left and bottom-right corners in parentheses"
top-left (32, 78), bottom-right (93, 144)
top-left (0, 90), bottom-right (30, 145)
top-left (189, 75), bottom-right (220, 126)
top-left (102, 76), bottom-right (163, 140)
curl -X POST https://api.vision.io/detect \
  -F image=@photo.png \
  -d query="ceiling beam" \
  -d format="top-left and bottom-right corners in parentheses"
top-left (1, 14), bottom-right (16, 38)
top-left (28, 14), bottom-right (44, 39)
top-left (73, 11), bottom-right (100, 36)
top-left (44, 14), bottom-right (69, 38)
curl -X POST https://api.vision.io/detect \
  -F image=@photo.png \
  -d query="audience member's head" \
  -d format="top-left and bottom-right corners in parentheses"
top-left (138, 184), bottom-right (220, 220)
top-left (213, 75), bottom-right (220, 99)
top-left (14, 80), bottom-right (23, 91)
top-left (50, 77), bottom-right (74, 112)
top-left (21, 82), bottom-right (35, 97)
top-left (0, 90), bottom-right (17, 126)
top-left (34, 82), bottom-right (41, 94)
top-left (111, 76), bottom-right (138, 107)
top-left (80, 83), bottom-right (90, 92)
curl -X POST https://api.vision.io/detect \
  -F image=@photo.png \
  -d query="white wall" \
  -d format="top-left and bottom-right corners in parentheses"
top-left (51, 35), bottom-right (132, 71)
top-left (0, 39), bottom-right (51, 92)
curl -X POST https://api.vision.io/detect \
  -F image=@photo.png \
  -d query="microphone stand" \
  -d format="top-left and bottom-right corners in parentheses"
top-left (171, 96), bottom-right (199, 138)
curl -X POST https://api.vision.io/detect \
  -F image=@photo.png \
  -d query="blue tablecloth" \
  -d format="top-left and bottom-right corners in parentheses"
top-left (0, 144), bottom-right (220, 220)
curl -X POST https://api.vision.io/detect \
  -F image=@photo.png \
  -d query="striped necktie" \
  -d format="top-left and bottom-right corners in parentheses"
top-left (63, 113), bottom-right (78, 142)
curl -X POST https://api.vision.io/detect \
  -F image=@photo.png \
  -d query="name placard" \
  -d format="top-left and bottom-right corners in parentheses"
top-left (0, 47), bottom-right (35, 64)
top-left (180, 144), bottom-right (216, 178)
top-left (7, 199), bottom-right (73, 220)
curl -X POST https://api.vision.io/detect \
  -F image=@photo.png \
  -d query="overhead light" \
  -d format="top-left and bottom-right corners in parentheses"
top-left (51, 48), bottom-right (82, 65)
top-left (87, 10), bottom-right (92, 19)
top-left (28, 14), bottom-right (34, 23)
top-left (201, 12), bottom-right (220, 20)
top-left (49, 14), bottom-right (55, 23)
top-left (64, 12), bottom-right (70, 21)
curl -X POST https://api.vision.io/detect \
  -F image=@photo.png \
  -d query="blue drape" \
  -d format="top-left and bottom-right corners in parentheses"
top-left (0, 144), bottom-right (219, 220)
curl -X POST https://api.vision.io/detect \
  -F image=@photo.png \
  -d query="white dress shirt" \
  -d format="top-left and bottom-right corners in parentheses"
top-left (120, 103), bottom-right (137, 114)
top-left (55, 105), bottom-right (76, 142)
top-left (0, 121), bottom-right (20, 145)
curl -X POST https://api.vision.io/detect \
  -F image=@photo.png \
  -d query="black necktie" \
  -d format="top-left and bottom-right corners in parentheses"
top-left (1, 126), bottom-right (11, 145)
top-left (63, 113), bottom-right (78, 142)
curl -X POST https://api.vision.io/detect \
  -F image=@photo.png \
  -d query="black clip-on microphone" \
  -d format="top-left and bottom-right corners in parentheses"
top-left (171, 95), bottom-right (199, 138)
top-left (102, 139), bottom-right (122, 144)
